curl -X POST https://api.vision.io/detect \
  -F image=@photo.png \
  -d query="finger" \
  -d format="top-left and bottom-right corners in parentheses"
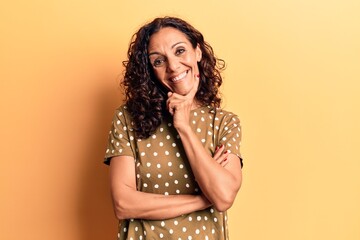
top-left (167, 91), bottom-right (185, 106)
top-left (166, 92), bottom-right (176, 114)
top-left (213, 144), bottom-right (224, 160)
top-left (216, 156), bottom-right (225, 164)
top-left (167, 102), bottom-right (177, 116)
top-left (220, 158), bottom-right (229, 167)
top-left (215, 150), bottom-right (230, 164)
top-left (167, 95), bottom-right (183, 111)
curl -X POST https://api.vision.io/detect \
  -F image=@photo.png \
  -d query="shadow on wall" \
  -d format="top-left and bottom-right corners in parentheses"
top-left (77, 77), bottom-right (124, 240)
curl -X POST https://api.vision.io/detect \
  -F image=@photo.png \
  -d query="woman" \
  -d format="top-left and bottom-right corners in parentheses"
top-left (104, 16), bottom-right (243, 240)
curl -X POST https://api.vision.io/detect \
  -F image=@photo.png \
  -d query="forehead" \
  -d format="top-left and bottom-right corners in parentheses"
top-left (148, 27), bottom-right (191, 51)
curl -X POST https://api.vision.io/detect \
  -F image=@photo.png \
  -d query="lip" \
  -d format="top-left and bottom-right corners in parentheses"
top-left (169, 70), bottom-right (189, 82)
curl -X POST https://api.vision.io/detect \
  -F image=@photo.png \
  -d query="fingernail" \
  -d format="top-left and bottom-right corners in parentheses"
top-left (224, 150), bottom-right (228, 154)
top-left (215, 146), bottom-right (218, 151)
top-left (224, 158), bottom-right (228, 162)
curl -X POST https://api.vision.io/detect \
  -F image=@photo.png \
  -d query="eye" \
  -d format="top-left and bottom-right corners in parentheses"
top-left (175, 47), bottom-right (186, 56)
top-left (152, 57), bottom-right (165, 67)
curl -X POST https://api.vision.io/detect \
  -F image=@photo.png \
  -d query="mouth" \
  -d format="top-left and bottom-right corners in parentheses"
top-left (170, 70), bottom-right (189, 82)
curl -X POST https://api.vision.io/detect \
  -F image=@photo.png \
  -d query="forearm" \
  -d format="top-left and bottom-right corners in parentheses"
top-left (112, 188), bottom-right (210, 220)
top-left (177, 126), bottom-right (241, 211)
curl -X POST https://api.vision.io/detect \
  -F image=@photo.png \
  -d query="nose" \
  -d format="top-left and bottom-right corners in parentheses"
top-left (166, 56), bottom-right (180, 72)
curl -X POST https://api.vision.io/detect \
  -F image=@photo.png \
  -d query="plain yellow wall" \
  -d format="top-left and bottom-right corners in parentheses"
top-left (1, 0), bottom-right (359, 239)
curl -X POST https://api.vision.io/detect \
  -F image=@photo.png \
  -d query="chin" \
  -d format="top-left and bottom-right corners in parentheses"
top-left (174, 87), bottom-right (192, 96)
top-left (174, 82), bottom-right (196, 95)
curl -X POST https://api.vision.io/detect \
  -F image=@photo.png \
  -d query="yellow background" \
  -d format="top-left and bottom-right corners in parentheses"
top-left (1, 0), bottom-right (359, 239)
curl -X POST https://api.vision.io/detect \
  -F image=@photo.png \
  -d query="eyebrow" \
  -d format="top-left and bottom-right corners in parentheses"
top-left (148, 41), bottom-right (186, 56)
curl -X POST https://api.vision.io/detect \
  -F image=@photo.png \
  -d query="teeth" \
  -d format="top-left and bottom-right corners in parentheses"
top-left (172, 71), bottom-right (187, 82)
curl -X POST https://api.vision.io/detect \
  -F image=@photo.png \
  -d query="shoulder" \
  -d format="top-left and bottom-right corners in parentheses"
top-left (195, 106), bottom-right (240, 123)
top-left (111, 104), bottom-right (135, 130)
top-left (113, 105), bottom-right (132, 121)
top-left (114, 104), bottom-right (130, 116)
top-left (214, 107), bottom-right (241, 123)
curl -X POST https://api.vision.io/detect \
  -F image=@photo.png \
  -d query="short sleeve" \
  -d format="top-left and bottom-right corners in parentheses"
top-left (217, 112), bottom-right (243, 167)
top-left (104, 107), bottom-right (135, 165)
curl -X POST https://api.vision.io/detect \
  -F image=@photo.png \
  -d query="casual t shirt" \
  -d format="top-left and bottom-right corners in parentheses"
top-left (104, 105), bottom-right (242, 240)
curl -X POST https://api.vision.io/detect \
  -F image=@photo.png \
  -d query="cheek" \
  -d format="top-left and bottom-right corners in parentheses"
top-left (152, 68), bottom-right (167, 85)
top-left (152, 68), bottom-right (163, 79)
top-left (184, 54), bottom-right (198, 67)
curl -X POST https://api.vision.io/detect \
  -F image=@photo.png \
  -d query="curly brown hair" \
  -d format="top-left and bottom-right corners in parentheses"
top-left (122, 16), bottom-right (225, 139)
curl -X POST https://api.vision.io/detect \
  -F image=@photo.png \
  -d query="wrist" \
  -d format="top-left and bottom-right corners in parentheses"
top-left (198, 194), bottom-right (212, 209)
top-left (175, 123), bottom-right (192, 135)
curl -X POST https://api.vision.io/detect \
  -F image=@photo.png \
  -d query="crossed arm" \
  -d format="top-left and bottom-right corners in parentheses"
top-left (109, 155), bottom-right (211, 220)
top-left (109, 143), bottom-right (242, 220)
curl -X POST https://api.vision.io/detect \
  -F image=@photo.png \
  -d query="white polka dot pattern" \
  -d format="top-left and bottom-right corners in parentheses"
top-left (105, 105), bottom-right (240, 240)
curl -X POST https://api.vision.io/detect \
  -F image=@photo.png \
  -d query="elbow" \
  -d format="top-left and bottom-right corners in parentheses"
top-left (111, 188), bottom-right (140, 220)
top-left (113, 199), bottom-right (130, 220)
top-left (114, 209), bottom-right (126, 221)
top-left (213, 183), bottom-right (241, 212)
top-left (213, 195), bottom-right (235, 212)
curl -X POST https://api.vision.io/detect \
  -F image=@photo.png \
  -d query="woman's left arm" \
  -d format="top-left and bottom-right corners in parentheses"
top-left (176, 124), bottom-right (242, 212)
top-left (167, 78), bottom-right (242, 212)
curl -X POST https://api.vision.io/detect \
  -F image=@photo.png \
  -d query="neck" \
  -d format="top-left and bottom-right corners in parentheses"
top-left (191, 100), bottom-right (202, 110)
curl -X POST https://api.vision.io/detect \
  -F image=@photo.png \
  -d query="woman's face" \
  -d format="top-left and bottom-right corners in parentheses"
top-left (148, 27), bottom-right (202, 96)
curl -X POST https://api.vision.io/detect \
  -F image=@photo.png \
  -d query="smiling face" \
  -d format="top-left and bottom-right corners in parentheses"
top-left (148, 27), bottom-right (202, 96)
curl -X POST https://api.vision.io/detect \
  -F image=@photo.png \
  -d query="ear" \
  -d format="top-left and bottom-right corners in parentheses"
top-left (195, 44), bottom-right (202, 62)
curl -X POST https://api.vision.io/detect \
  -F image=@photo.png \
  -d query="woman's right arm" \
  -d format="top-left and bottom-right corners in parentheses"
top-left (109, 155), bottom-right (211, 221)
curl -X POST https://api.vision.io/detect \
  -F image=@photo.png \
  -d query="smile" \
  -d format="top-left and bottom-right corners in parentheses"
top-left (170, 70), bottom-right (188, 82)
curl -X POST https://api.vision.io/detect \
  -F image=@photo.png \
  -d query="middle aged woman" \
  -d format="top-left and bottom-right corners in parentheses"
top-left (104, 16), bottom-right (243, 240)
